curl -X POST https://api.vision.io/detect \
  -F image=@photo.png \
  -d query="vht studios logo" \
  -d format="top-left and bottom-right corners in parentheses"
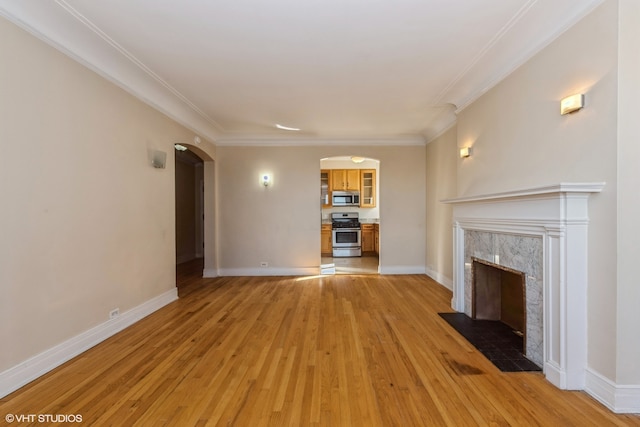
top-left (5, 413), bottom-right (83, 423)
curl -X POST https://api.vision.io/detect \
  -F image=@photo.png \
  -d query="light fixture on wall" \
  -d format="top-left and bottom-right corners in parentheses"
top-left (152, 150), bottom-right (167, 168)
top-left (560, 93), bottom-right (584, 115)
top-left (261, 173), bottom-right (272, 187)
top-left (350, 156), bottom-right (365, 164)
top-left (459, 147), bottom-right (472, 158)
top-left (174, 144), bottom-right (188, 151)
top-left (276, 124), bottom-right (301, 131)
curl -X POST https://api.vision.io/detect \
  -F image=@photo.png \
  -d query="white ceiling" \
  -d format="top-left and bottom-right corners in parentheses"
top-left (0, 0), bottom-right (603, 144)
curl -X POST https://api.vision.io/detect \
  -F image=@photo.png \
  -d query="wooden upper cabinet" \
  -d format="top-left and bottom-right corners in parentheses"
top-left (360, 169), bottom-right (376, 208)
top-left (345, 169), bottom-right (360, 191)
top-left (331, 169), bottom-right (360, 191)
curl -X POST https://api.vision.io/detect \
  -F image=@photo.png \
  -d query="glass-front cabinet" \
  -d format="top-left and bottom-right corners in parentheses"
top-left (360, 169), bottom-right (376, 208)
top-left (320, 169), bottom-right (331, 207)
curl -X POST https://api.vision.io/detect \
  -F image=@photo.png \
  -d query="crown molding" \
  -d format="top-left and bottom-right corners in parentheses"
top-left (0, 0), bottom-right (605, 145)
top-left (0, 1), bottom-right (222, 142)
top-left (215, 134), bottom-right (426, 147)
top-left (441, 0), bottom-right (605, 114)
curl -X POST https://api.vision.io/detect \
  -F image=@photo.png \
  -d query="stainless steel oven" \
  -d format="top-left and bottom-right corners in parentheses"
top-left (331, 212), bottom-right (362, 257)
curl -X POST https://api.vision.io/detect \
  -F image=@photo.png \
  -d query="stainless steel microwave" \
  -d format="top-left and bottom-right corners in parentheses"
top-left (332, 191), bottom-right (360, 206)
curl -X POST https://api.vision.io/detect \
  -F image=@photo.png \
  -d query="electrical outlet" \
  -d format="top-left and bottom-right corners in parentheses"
top-left (109, 308), bottom-right (120, 319)
top-left (260, 262), bottom-right (268, 267)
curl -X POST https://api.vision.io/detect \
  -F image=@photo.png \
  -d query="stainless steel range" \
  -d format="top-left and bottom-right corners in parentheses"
top-left (331, 212), bottom-right (361, 257)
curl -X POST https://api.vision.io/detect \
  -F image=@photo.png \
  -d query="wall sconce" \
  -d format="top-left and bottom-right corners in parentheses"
top-left (560, 94), bottom-right (584, 115)
top-left (459, 147), bottom-right (472, 158)
top-left (261, 174), bottom-right (272, 187)
top-left (351, 156), bottom-right (365, 164)
top-left (151, 150), bottom-right (167, 168)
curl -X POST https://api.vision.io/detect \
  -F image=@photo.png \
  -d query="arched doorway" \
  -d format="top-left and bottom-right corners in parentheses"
top-left (320, 156), bottom-right (380, 275)
top-left (174, 142), bottom-right (216, 282)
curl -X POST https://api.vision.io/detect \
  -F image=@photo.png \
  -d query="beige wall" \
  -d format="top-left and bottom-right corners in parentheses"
top-left (216, 145), bottom-right (426, 274)
top-left (425, 126), bottom-right (457, 289)
top-left (616, 0), bottom-right (640, 384)
top-left (0, 17), bottom-right (207, 371)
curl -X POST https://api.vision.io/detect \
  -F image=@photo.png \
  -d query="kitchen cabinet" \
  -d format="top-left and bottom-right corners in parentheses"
top-left (320, 169), bottom-right (332, 207)
top-left (374, 223), bottom-right (380, 254)
top-left (331, 169), bottom-right (360, 191)
top-left (360, 169), bottom-right (376, 208)
top-left (361, 223), bottom-right (375, 253)
top-left (321, 224), bottom-right (333, 255)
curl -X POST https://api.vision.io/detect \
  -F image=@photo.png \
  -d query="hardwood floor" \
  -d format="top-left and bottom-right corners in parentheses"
top-left (321, 255), bottom-right (379, 275)
top-left (2, 267), bottom-right (639, 426)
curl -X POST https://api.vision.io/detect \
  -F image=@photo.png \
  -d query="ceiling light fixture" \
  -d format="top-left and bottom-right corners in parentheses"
top-left (174, 144), bottom-right (188, 151)
top-left (351, 156), bottom-right (366, 164)
top-left (276, 124), bottom-right (301, 131)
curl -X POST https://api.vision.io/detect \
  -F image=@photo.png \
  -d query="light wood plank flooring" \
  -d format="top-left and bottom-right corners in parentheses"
top-left (2, 267), bottom-right (639, 426)
top-left (321, 255), bottom-right (379, 275)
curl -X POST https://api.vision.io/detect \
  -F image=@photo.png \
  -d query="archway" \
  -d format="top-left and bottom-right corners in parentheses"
top-left (320, 156), bottom-right (380, 275)
top-left (174, 142), bottom-right (216, 280)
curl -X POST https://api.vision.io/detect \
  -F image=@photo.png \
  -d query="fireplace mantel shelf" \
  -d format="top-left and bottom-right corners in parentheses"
top-left (441, 182), bottom-right (605, 204)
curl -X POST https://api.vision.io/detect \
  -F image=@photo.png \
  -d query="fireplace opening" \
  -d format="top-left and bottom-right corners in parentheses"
top-left (472, 257), bottom-right (526, 351)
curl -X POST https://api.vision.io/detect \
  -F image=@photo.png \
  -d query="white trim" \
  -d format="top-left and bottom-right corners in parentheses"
top-left (0, 2), bottom-right (221, 142)
top-left (442, 182), bottom-right (605, 204)
top-left (425, 267), bottom-right (453, 290)
top-left (214, 135), bottom-right (426, 147)
top-left (585, 369), bottom-right (640, 414)
top-left (378, 265), bottom-right (426, 275)
top-left (218, 267), bottom-right (320, 277)
top-left (424, 118), bottom-right (457, 145)
top-left (0, 0), bottom-right (605, 144)
top-left (448, 0), bottom-right (605, 114)
top-left (203, 268), bottom-right (218, 278)
top-left (445, 183), bottom-right (604, 391)
top-left (0, 288), bottom-right (178, 399)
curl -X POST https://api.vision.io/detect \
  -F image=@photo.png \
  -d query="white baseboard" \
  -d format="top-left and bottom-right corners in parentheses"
top-left (378, 265), bottom-right (426, 275)
top-left (218, 267), bottom-right (320, 277)
top-left (203, 268), bottom-right (218, 278)
top-left (585, 368), bottom-right (640, 413)
top-left (0, 288), bottom-right (178, 399)
top-left (425, 267), bottom-right (453, 290)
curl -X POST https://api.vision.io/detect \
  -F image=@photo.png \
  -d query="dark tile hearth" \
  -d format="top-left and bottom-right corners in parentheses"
top-left (439, 312), bottom-right (541, 373)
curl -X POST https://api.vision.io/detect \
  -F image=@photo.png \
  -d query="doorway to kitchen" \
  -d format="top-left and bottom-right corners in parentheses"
top-left (320, 156), bottom-right (380, 275)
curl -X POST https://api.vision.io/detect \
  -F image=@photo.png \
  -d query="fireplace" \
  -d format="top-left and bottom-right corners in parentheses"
top-left (465, 231), bottom-right (543, 366)
top-left (443, 183), bottom-right (604, 390)
top-left (472, 257), bottom-right (527, 352)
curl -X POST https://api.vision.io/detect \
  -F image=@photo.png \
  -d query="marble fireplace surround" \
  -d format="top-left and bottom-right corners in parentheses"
top-left (443, 183), bottom-right (605, 390)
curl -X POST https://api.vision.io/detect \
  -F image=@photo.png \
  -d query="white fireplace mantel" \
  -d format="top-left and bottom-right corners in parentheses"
top-left (442, 183), bottom-right (605, 390)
